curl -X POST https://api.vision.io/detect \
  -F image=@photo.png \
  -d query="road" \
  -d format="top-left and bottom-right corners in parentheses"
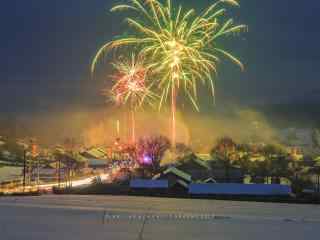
top-left (0, 195), bottom-right (319, 240)
top-left (0, 173), bottom-right (110, 193)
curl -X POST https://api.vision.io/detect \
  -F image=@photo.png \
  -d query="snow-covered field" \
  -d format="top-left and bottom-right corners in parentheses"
top-left (0, 195), bottom-right (319, 240)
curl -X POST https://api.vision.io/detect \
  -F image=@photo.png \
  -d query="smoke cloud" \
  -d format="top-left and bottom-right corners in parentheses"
top-left (0, 103), bottom-right (283, 153)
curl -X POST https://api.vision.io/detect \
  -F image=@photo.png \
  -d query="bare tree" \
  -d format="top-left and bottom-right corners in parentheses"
top-left (136, 135), bottom-right (171, 173)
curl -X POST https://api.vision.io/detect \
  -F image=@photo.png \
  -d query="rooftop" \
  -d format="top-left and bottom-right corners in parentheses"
top-left (163, 167), bottom-right (192, 182)
top-left (130, 179), bottom-right (169, 189)
top-left (189, 183), bottom-right (292, 196)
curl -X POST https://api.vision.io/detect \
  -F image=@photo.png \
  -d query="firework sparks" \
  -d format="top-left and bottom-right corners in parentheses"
top-left (109, 55), bottom-right (148, 106)
top-left (106, 54), bottom-right (157, 142)
top-left (92, 0), bottom-right (246, 147)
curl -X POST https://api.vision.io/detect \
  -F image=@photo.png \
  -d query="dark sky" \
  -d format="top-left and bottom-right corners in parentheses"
top-left (1, 0), bottom-right (320, 114)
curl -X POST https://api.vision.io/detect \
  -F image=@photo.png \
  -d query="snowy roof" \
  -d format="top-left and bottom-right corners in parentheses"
top-left (203, 177), bottom-right (217, 183)
top-left (193, 158), bottom-right (211, 170)
top-left (152, 173), bottom-right (161, 180)
top-left (130, 179), bottom-right (168, 189)
top-left (196, 154), bottom-right (212, 161)
top-left (163, 167), bottom-right (192, 182)
top-left (189, 183), bottom-right (292, 196)
top-left (83, 148), bottom-right (106, 159)
top-left (249, 154), bottom-right (266, 162)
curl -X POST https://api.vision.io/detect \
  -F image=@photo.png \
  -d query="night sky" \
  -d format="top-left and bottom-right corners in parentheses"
top-left (1, 0), bottom-right (320, 114)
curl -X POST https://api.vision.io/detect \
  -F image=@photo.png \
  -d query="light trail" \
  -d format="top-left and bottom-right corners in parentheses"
top-left (0, 173), bottom-right (111, 194)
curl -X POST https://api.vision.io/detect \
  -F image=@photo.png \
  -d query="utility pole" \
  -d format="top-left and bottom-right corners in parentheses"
top-left (58, 157), bottom-right (61, 188)
top-left (30, 140), bottom-right (38, 186)
top-left (37, 156), bottom-right (40, 187)
top-left (317, 174), bottom-right (320, 193)
top-left (23, 149), bottom-right (26, 191)
top-left (28, 158), bottom-right (32, 186)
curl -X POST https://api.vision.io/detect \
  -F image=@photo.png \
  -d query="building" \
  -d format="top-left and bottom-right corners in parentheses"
top-left (81, 148), bottom-right (107, 160)
top-left (130, 179), bottom-right (169, 194)
top-left (155, 167), bottom-right (191, 194)
top-left (162, 167), bottom-right (192, 184)
top-left (176, 156), bottom-right (244, 183)
top-left (176, 156), bottom-right (211, 181)
top-left (210, 167), bottom-right (244, 183)
top-left (87, 159), bottom-right (108, 170)
top-left (189, 183), bottom-right (292, 196)
top-left (130, 179), bottom-right (168, 189)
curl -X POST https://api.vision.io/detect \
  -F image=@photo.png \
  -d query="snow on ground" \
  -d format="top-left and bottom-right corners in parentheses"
top-left (0, 195), bottom-right (319, 240)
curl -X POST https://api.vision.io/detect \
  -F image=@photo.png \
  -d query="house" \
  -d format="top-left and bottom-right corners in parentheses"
top-left (210, 167), bottom-right (244, 183)
top-left (81, 148), bottom-right (107, 160)
top-left (177, 156), bottom-right (244, 183)
top-left (176, 156), bottom-right (211, 181)
top-left (203, 177), bottom-right (217, 184)
top-left (189, 183), bottom-right (292, 196)
top-left (87, 159), bottom-right (108, 170)
top-left (162, 167), bottom-right (192, 183)
top-left (130, 179), bottom-right (168, 189)
top-left (159, 167), bottom-right (191, 194)
top-left (153, 168), bottom-right (191, 194)
top-left (80, 148), bottom-right (112, 172)
top-left (169, 179), bottom-right (189, 194)
top-left (130, 179), bottom-right (169, 194)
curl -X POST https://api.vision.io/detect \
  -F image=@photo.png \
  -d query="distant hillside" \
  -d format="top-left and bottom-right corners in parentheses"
top-left (259, 103), bottom-right (320, 128)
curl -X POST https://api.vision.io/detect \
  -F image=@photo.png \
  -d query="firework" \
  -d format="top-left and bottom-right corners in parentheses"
top-left (107, 54), bottom-right (157, 143)
top-left (92, 0), bottom-right (246, 147)
top-left (109, 55), bottom-right (148, 106)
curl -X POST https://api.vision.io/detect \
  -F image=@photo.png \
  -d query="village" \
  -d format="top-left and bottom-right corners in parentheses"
top-left (0, 127), bottom-right (320, 201)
